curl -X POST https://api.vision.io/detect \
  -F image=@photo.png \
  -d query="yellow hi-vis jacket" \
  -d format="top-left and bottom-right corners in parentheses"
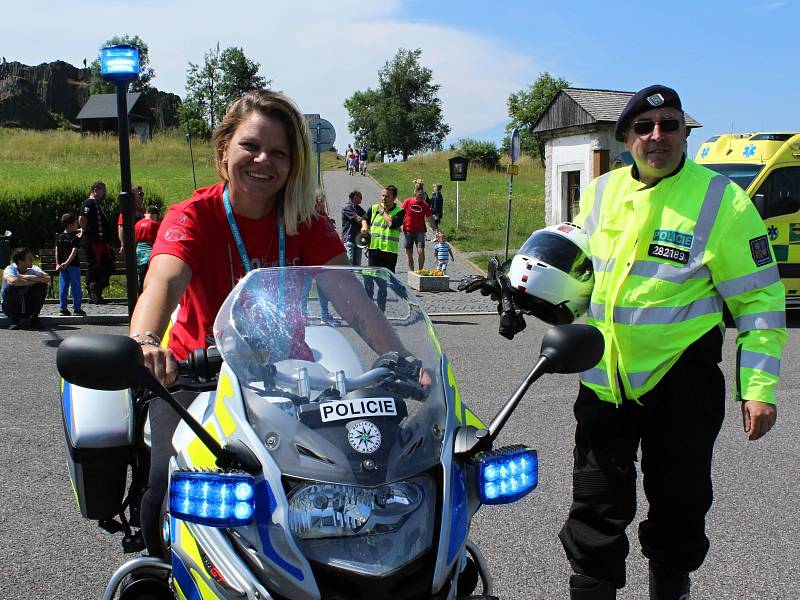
top-left (574, 158), bottom-right (786, 405)
top-left (368, 204), bottom-right (403, 254)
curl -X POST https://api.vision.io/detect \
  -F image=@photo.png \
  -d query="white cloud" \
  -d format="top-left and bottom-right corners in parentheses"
top-left (2, 0), bottom-right (536, 149)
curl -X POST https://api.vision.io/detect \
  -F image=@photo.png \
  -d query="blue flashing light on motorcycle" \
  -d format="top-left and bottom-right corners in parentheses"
top-left (478, 446), bottom-right (538, 505)
top-left (169, 471), bottom-right (255, 527)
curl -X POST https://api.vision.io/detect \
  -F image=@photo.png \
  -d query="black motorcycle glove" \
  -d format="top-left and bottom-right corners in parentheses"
top-left (458, 274), bottom-right (500, 297)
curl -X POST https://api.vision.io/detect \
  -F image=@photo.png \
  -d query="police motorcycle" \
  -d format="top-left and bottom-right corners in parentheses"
top-left (57, 266), bottom-right (603, 600)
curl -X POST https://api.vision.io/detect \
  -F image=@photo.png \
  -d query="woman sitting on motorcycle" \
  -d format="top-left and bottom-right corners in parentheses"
top-left (129, 89), bottom-right (406, 557)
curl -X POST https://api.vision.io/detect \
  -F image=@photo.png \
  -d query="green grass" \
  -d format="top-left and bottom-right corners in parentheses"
top-left (369, 151), bottom-right (544, 252)
top-left (0, 128), bottom-right (219, 204)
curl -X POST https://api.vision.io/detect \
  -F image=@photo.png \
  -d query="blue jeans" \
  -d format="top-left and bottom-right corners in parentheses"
top-left (59, 265), bottom-right (82, 310)
top-left (344, 240), bottom-right (362, 266)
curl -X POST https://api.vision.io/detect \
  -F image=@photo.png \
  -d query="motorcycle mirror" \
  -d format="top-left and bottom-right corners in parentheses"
top-left (538, 324), bottom-right (604, 374)
top-left (57, 334), bottom-right (146, 390)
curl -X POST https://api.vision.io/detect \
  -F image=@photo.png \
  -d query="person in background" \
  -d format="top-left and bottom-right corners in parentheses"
top-left (134, 205), bottom-right (161, 293)
top-left (118, 184), bottom-right (145, 254)
top-left (401, 188), bottom-right (439, 272)
top-left (430, 183), bottom-right (444, 228)
top-left (79, 180), bottom-right (114, 304)
top-left (413, 178), bottom-right (430, 203)
top-left (361, 185), bottom-right (404, 311)
top-left (433, 230), bottom-right (454, 273)
top-left (341, 189), bottom-right (366, 265)
top-left (359, 145), bottom-right (368, 176)
top-left (2, 247), bottom-right (50, 329)
top-left (55, 213), bottom-right (85, 316)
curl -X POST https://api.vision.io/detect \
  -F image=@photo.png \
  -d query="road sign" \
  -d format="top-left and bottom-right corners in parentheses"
top-left (449, 156), bottom-right (469, 182)
top-left (307, 117), bottom-right (336, 152)
top-left (510, 127), bottom-right (521, 164)
top-left (507, 164), bottom-right (519, 176)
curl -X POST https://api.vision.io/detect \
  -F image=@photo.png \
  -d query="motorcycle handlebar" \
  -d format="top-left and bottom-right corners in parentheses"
top-left (178, 346), bottom-right (223, 381)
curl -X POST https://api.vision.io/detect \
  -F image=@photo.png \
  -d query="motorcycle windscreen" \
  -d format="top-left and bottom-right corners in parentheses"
top-left (213, 267), bottom-right (447, 487)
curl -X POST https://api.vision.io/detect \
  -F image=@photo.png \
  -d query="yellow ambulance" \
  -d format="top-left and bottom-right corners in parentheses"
top-left (695, 132), bottom-right (800, 307)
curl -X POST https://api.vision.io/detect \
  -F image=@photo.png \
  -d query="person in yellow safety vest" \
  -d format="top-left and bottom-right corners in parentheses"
top-left (360, 184), bottom-right (405, 311)
top-left (559, 85), bottom-right (787, 600)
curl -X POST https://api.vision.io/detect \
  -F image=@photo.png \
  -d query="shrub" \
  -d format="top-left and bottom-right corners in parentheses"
top-left (0, 186), bottom-right (164, 252)
top-left (457, 138), bottom-right (501, 171)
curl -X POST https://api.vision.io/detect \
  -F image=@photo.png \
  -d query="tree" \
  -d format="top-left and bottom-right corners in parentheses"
top-left (89, 34), bottom-right (156, 95)
top-left (183, 43), bottom-right (269, 135)
top-left (345, 48), bottom-right (450, 161)
top-left (506, 72), bottom-right (570, 163)
top-left (457, 138), bottom-right (501, 171)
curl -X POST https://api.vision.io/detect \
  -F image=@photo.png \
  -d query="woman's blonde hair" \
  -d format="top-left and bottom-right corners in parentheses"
top-left (212, 90), bottom-right (315, 235)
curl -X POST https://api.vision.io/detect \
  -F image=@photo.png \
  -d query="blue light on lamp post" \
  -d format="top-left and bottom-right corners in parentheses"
top-left (101, 44), bottom-right (140, 316)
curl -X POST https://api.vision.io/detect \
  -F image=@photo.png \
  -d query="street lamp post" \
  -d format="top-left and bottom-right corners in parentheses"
top-left (100, 45), bottom-right (140, 317)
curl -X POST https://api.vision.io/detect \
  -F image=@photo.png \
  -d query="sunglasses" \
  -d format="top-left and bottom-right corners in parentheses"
top-left (632, 118), bottom-right (681, 135)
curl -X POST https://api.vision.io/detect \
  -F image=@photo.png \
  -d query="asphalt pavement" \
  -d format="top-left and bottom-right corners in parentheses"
top-left (1, 314), bottom-right (799, 599)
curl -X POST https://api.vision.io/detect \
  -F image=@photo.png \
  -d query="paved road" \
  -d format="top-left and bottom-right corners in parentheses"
top-left (2, 314), bottom-right (798, 599)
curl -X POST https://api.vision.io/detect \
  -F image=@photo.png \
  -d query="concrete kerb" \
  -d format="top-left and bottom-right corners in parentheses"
top-left (1, 314), bottom-right (129, 328)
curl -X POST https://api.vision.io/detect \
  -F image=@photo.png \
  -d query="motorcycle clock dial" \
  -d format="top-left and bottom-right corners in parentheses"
top-left (347, 420), bottom-right (382, 454)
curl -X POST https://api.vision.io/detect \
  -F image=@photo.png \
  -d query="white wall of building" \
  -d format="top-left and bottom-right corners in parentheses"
top-left (543, 126), bottom-right (628, 225)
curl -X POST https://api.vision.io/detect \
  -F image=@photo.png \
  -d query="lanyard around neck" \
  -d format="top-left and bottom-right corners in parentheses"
top-left (223, 185), bottom-right (285, 271)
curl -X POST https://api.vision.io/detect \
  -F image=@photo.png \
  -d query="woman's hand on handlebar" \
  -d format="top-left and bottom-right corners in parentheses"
top-left (140, 344), bottom-right (178, 386)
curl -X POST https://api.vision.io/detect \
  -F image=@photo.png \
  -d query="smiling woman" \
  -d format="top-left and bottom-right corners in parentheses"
top-left (128, 89), bottom-right (349, 558)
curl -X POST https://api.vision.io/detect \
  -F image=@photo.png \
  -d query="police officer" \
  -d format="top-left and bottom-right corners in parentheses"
top-left (559, 85), bottom-right (787, 599)
top-left (361, 184), bottom-right (404, 311)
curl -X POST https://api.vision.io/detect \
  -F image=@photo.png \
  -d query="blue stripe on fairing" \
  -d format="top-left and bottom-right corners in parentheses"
top-left (255, 480), bottom-right (304, 581)
top-left (172, 550), bottom-right (202, 600)
top-left (62, 381), bottom-right (74, 441)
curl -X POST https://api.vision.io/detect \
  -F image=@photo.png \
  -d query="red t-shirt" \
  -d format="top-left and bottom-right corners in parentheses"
top-left (151, 182), bottom-right (345, 359)
top-left (118, 211), bottom-right (144, 226)
top-left (401, 197), bottom-right (432, 232)
top-left (135, 218), bottom-right (160, 244)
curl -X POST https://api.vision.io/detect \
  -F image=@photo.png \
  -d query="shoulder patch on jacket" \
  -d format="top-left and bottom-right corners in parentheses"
top-left (749, 235), bottom-right (773, 267)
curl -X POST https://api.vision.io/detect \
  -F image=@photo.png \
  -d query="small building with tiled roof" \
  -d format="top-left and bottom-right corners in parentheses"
top-left (532, 87), bottom-right (701, 225)
top-left (76, 92), bottom-right (153, 140)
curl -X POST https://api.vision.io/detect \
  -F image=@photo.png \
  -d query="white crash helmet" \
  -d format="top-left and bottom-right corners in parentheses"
top-left (507, 222), bottom-right (594, 324)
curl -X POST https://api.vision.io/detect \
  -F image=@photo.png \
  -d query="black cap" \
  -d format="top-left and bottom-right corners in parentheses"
top-left (615, 85), bottom-right (683, 142)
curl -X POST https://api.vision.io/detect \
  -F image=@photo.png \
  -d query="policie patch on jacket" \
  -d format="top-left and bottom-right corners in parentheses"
top-left (648, 244), bottom-right (689, 264)
top-left (749, 235), bottom-right (774, 267)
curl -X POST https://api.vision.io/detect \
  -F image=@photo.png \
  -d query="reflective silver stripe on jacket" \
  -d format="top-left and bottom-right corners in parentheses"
top-left (588, 302), bottom-right (605, 321)
top-left (612, 295), bottom-right (723, 325)
top-left (628, 260), bottom-right (711, 284)
top-left (583, 172), bottom-right (612, 236)
top-left (580, 367), bottom-right (609, 386)
top-left (734, 311), bottom-right (786, 332)
top-left (592, 257), bottom-right (615, 274)
top-left (739, 349), bottom-right (781, 377)
top-left (715, 265), bottom-right (780, 300)
top-left (627, 369), bottom-right (653, 389)
top-left (688, 175), bottom-right (729, 258)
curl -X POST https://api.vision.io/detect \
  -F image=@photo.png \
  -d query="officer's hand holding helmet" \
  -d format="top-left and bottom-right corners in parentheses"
top-left (507, 222), bottom-right (594, 325)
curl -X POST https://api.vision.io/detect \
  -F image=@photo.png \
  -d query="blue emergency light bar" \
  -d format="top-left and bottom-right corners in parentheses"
top-left (169, 471), bottom-right (255, 527)
top-left (100, 45), bottom-right (140, 83)
top-left (477, 445), bottom-right (538, 505)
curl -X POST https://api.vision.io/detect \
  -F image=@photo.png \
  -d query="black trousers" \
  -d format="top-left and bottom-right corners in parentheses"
top-left (364, 249), bottom-right (398, 311)
top-left (2, 282), bottom-right (47, 320)
top-left (140, 390), bottom-right (197, 558)
top-left (559, 329), bottom-right (725, 589)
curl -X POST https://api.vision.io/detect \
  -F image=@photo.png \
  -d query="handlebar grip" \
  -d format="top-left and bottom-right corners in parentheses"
top-left (180, 346), bottom-right (223, 381)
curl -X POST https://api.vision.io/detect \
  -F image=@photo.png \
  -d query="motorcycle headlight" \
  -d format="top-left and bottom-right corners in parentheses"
top-left (288, 480), bottom-right (424, 539)
top-left (287, 474), bottom-right (437, 577)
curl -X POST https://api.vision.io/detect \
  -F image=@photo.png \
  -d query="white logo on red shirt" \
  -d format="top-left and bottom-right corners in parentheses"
top-left (163, 226), bottom-right (188, 242)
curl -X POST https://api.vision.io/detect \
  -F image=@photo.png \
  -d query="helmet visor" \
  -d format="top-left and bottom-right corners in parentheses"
top-left (518, 231), bottom-right (592, 281)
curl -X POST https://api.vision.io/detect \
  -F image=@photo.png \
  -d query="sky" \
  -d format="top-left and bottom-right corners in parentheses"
top-left (2, 0), bottom-right (798, 157)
